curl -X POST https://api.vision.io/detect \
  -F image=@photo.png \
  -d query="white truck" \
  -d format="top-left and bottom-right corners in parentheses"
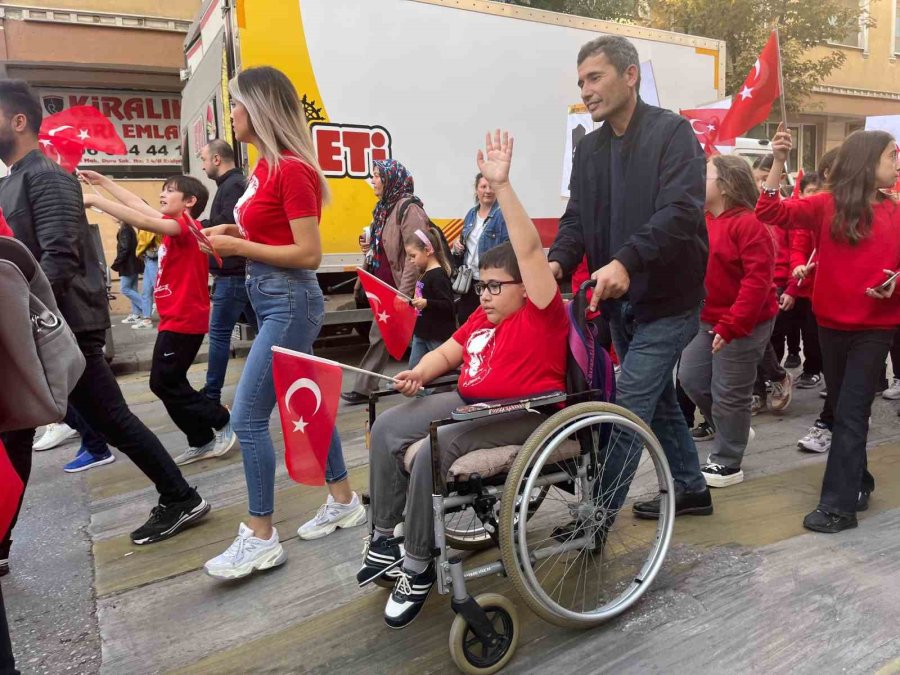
top-left (180, 0), bottom-right (726, 328)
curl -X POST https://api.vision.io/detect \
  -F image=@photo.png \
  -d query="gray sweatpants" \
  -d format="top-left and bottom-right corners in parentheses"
top-left (369, 391), bottom-right (547, 559)
top-left (678, 318), bottom-right (774, 469)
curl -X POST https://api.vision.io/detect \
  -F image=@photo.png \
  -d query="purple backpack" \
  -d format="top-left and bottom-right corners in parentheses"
top-left (565, 290), bottom-right (616, 404)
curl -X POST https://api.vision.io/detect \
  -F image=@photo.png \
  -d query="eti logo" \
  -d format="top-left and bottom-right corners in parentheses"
top-left (311, 123), bottom-right (391, 178)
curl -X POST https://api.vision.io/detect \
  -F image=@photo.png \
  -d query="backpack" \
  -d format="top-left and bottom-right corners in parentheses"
top-left (566, 285), bottom-right (616, 404)
top-left (0, 237), bottom-right (85, 432)
top-left (396, 198), bottom-right (458, 276)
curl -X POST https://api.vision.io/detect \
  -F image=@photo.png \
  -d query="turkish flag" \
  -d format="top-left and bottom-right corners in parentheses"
top-left (717, 31), bottom-right (781, 141)
top-left (0, 208), bottom-right (12, 237)
top-left (680, 107), bottom-right (735, 149)
top-left (357, 267), bottom-right (416, 360)
top-left (272, 347), bottom-right (343, 486)
top-left (791, 168), bottom-right (805, 199)
top-left (40, 106), bottom-right (127, 155)
top-left (38, 133), bottom-right (86, 172)
top-left (0, 440), bottom-right (24, 541)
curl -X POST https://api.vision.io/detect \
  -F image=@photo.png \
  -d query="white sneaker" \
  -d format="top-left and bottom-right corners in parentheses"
top-left (297, 493), bottom-right (367, 540)
top-left (211, 416), bottom-right (237, 457)
top-left (33, 423), bottom-right (79, 451)
top-left (121, 314), bottom-right (140, 324)
top-left (883, 378), bottom-right (900, 400)
top-left (204, 523), bottom-right (287, 580)
top-left (798, 423), bottom-right (832, 453)
top-left (173, 438), bottom-right (216, 466)
top-left (131, 318), bottom-right (154, 330)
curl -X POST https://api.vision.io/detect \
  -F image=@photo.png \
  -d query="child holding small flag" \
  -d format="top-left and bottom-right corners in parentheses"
top-left (757, 126), bottom-right (900, 533)
top-left (404, 228), bottom-right (456, 369)
top-left (81, 172), bottom-right (238, 469)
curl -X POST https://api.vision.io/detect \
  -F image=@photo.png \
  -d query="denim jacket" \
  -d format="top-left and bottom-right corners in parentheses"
top-left (454, 201), bottom-right (509, 269)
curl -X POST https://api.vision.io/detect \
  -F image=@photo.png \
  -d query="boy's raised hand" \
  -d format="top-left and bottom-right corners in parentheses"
top-left (77, 169), bottom-right (109, 186)
top-left (477, 130), bottom-right (514, 189)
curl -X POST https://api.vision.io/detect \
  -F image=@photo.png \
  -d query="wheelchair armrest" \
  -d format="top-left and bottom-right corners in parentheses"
top-left (451, 390), bottom-right (567, 421)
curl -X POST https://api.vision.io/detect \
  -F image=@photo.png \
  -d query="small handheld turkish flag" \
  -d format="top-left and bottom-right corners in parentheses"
top-left (272, 347), bottom-right (343, 486)
top-left (791, 168), bottom-right (805, 200)
top-left (356, 268), bottom-right (417, 360)
top-left (40, 106), bottom-right (127, 155)
top-left (716, 31), bottom-right (781, 141)
top-left (0, 441), bottom-right (25, 541)
top-left (680, 108), bottom-right (735, 150)
top-left (38, 133), bottom-right (85, 172)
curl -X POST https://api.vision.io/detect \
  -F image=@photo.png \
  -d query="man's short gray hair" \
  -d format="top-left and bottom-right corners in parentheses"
top-left (577, 35), bottom-right (641, 89)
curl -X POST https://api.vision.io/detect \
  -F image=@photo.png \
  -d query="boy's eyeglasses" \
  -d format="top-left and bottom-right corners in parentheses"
top-left (474, 280), bottom-right (521, 296)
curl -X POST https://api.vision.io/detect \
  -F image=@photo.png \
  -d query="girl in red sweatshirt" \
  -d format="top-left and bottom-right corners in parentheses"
top-left (756, 128), bottom-right (900, 533)
top-left (678, 155), bottom-right (778, 488)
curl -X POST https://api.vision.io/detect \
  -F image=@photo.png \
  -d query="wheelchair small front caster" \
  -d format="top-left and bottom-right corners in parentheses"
top-left (448, 593), bottom-right (519, 674)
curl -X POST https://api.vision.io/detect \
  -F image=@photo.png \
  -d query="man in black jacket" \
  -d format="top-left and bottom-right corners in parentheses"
top-left (0, 80), bottom-right (210, 561)
top-left (198, 139), bottom-right (251, 413)
top-left (548, 36), bottom-right (713, 519)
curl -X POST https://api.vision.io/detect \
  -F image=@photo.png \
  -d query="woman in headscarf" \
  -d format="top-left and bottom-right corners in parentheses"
top-left (342, 159), bottom-right (431, 404)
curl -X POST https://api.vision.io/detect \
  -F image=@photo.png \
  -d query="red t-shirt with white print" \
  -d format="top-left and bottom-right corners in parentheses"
top-left (155, 212), bottom-right (210, 334)
top-left (452, 291), bottom-right (568, 401)
top-left (233, 152), bottom-right (322, 245)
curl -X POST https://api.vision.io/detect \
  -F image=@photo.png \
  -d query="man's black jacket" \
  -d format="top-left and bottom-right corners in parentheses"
top-left (549, 98), bottom-right (708, 323)
top-left (202, 167), bottom-right (247, 277)
top-left (0, 149), bottom-right (110, 333)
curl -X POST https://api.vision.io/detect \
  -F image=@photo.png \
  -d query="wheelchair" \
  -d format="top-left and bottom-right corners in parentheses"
top-left (363, 283), bottom-right (675, 674)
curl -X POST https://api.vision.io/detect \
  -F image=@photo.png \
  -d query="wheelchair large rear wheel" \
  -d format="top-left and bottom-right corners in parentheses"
top-left (499, 402), bottom-right (675, 628)
top-left (444, 486), bottom-right (548, 551)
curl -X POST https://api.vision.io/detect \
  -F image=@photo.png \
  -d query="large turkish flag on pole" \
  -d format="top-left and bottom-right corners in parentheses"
top-left (272, 347), bottom-right (343, 486)
top-left (356, 268), bottom-right (416, 360)
top-left (716, 31), bottom-right (781, 141)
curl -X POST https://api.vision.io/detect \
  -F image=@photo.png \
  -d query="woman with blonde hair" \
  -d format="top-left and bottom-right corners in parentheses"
top-left (203, 66), bottom-right (364, 580)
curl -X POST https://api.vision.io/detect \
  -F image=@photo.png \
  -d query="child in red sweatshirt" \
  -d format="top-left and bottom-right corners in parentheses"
top-left (678, 155), bottom-right (778, 488)
top-left (757, 127), bottom-right (900, 533)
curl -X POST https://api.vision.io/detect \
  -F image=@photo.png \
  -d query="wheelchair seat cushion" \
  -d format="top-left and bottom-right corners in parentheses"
top-left (403, 436), bottom-right (581, 481)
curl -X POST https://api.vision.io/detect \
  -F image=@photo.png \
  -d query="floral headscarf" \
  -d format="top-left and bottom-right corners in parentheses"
top-left (369, 159), bottom-right (422, 271)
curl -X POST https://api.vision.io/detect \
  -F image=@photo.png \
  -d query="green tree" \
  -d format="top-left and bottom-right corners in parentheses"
top-left (504, 0), bottom-right (639, 22)
top-left (650, 0), bottom-right (866, 109)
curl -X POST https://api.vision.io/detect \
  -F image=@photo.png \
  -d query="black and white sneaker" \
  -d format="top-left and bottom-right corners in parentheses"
top-left (384, 563), bottom-right (435, 629)
top-left (356, 536), bottom-right (404, 588)
top-left (701, 463), bottom-right (744, 488)
top-left (130, 491), bottom-right (211, 545)
top-left (691, 421), bottom-right (716, 442)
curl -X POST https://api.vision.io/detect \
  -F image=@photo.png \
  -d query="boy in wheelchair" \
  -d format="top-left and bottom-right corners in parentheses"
top-left (358, 131), bottom-right (569, 629)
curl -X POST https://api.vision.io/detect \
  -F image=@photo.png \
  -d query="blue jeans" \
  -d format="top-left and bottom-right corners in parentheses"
top-left (141, 257), bottom-right (158, 318)
top-left (204, 275), bottom-right (256, 404)
top-left (120, 274), bottom-right (143, 316)
top-left (234, 262), bottom-right (348, 517)
top-left (64, 404), bottom-right (110, 459)
top-left (602, 302), bottom-right (706, 513)
top-left (408, 336), bottom-right (443, 370)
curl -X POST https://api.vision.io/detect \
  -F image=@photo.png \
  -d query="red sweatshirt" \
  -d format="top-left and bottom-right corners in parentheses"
top-left (756, 191), bottom-right (900, 330)
top-left (773, 224), bottom-right (800, 296)
top-left (702, 208), bottom-right (778, 343)
top-left (789, 227), bottom-right (816, 299)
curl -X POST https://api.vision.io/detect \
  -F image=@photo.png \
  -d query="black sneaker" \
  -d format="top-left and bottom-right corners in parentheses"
top-left (784, 353), bottom-right (801, 369)
top-left (384, 562), bottom-right (435, 629)
top-left (802, 509), bottom-right (857, 533)
top-left (700, 463), bottom-right (744, 488)
top-left (857, 490), bottom-right (872, 512)
top-left (819, 389), bottom-right (828, 399)
top-left (633, 486), bottom-right (713, 520)
top-left (796, 373), bottom-right (822, 389)
top-left (340, 391), bottom-right (369, 406)
top-left (691, 422), bottom-right (716, 442)
top-left (356, 536), bottom-right (404, 588)
top-left (130, 491), bottom-right (211, 545)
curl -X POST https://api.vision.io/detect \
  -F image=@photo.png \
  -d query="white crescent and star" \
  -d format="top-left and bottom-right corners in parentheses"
top-left (283, 377), bottom-right (322, 434)
top-left (365, 291), bottom-right (391, 323)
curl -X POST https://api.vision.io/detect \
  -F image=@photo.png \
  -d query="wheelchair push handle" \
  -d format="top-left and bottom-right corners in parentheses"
top-left (574, 278), bottom-right (597, 319)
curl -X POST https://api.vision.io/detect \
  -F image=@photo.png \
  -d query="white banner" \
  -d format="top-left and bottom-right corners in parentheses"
top-left (36, 88), bottom-right (182, 166)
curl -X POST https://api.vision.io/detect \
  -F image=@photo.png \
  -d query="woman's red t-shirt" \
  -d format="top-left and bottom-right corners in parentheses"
top-left (452, 292), bottom-right (568, 401)
top-left (155, 213), bottom-right (210, 334)
top-left (234, 154), bottom-right (322, 245)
